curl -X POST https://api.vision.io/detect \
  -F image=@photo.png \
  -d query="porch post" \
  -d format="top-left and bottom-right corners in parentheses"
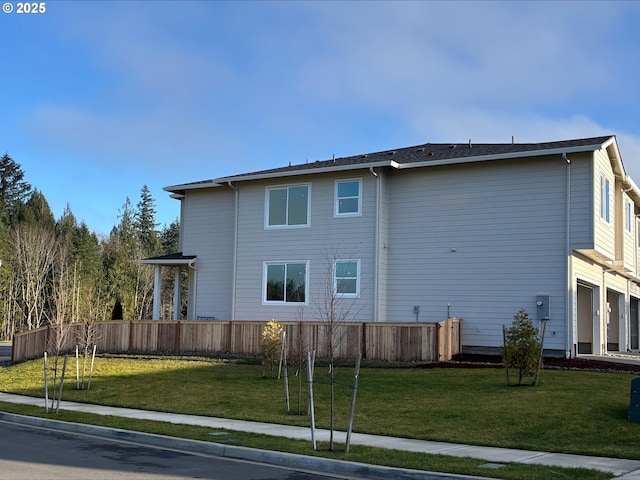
top-left (153, 265), bottom-right (162, 320)
top-left (173, 268), bottom-right (181, 320)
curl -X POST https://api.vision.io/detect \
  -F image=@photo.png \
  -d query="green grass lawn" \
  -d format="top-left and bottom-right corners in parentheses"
top-left (0, 355), bottom-right (635, 480)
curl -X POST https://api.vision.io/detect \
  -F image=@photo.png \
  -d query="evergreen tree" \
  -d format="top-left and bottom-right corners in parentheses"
top-left (0, 153), bottom-right (31, 221)
top-left (12, 190), bottom-right (55, 228)
top-left (112, 197), bottom-right (136, 241)
top-left (134, 185), bottom-right (160, 257)
top-left (160, 219), bottom-right (180, 254)
top-left (56, 204), bottom-right (77, 246)
top-left (104, 198), bottom-right (138, 320)
top-left (160, 219), bottom-right (184, 319)
top-left (72, 222), bottom-right (103, 279)
top-left (70, 220), bottom-right (107, 322)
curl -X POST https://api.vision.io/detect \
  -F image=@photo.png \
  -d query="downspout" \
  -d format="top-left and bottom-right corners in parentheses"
top-left (370, 167), bottom-right (380, 322)
top-left (228, 181), bottom-right (239, 320)
top-left (564, 152), bottom-right (572, 358)
top-left (627, 278), bottom-right (631, 352)
top-left (187, 259), bottom-right (197, 320)
top-left (153, 265), bottom-right (161, 320)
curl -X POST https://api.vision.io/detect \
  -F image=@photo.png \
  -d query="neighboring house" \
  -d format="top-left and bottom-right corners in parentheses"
top-left (143, 135), bottom-right (640, 358)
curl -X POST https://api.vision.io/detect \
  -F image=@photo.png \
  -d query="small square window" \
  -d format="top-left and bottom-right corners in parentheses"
top-left (334, 260), bottom-right (360, 297)
top-left (335, 179), bottom-right (361, 216)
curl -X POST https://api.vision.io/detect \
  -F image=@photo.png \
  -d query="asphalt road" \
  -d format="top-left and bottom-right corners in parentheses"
top-left (0, 420), bottom-right (357, 480)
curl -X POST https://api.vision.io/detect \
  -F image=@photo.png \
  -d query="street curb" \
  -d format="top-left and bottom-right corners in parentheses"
top-left (0, 412), bottom-right (486, 480)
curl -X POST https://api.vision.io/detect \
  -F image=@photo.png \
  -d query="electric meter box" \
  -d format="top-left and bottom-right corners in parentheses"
top-left (536, 295), bottom-right (550, 321)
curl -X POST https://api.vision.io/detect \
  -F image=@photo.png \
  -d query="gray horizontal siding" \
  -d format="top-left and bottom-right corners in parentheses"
top-left (233, 172), bottom-right (378, 322)
top-left (182, 189), bottom-right (235, 320)
top-left (385, 157), bottom-right (568, 349)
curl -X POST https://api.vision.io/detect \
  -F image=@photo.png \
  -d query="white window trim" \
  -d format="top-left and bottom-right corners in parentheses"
top-left (334, 178), bottom-right (362, 217)
top-left (334, 259), bottom-right (360, 298)
top-left (262, 260), bottom-right (309, 305)
top-left (626, 201), bottom-right (633, 234)
top-left (264, 183), bottom-right (311, 229)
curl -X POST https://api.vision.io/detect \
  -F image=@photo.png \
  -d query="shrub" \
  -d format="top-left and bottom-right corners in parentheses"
top-left (261, 319), bottom-right (284, 378)
top-left (502, 308), bottom-right (543, 385)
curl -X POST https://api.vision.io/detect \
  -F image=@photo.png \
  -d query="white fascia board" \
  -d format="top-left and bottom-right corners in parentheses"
top-left (604, 138), bottom-right (626, 177)
top-left (163, 180), bottom-right (224, 193)
top-left (217, 160), bottom-right (393, 184)
top-left (394, 143), bottom-right (607, 170)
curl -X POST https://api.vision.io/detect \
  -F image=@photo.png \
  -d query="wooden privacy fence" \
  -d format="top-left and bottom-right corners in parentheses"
top-left (12, 318), bottom-right (461, 364)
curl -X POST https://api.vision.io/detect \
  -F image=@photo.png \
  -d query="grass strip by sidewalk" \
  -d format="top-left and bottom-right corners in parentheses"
top-left (1, 355), bottom-right (636, 479)
top-left (0, 401), bottom-right (610, 480)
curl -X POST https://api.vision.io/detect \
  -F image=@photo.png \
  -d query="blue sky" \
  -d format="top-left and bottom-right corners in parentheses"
top-left (1, 0), bottom-right (639, 235)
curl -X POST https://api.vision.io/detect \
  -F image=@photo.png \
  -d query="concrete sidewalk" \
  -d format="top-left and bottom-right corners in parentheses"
top-left (1, 393), bottom-right (640, 479)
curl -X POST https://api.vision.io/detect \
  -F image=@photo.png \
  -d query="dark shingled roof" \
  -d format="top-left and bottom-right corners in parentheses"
top-left (166, 135), bottom-right (614, 193)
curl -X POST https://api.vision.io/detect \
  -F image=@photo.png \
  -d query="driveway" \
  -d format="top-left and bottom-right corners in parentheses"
top-left (0, 341), bottom-right (11, 364)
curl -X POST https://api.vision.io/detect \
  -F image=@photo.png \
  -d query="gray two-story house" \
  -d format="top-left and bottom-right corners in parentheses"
top-left (144, 135), bottom-right (640, 358)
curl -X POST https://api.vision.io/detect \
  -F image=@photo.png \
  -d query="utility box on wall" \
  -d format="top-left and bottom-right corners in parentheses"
top-left (629, 378), bottom-right (640, 423)
top-left (536, 295), bottom-right (550, 321)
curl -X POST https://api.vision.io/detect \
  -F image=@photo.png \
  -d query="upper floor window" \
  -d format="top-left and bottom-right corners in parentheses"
top-left (334, 259), bottom-right (360, 297)
top-left (264, 261), bottom-right (308, 304)
top-left (335, 179), bottom-right (362, 216)
top-left (626, 201), bottom-right (633, 234)
top-left (266, 184), bottom-right (310, 228)
top-left (600, 176), bottom-right (610, 223)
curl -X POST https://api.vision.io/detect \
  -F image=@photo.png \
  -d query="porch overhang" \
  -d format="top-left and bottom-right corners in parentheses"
top-left (138, 252), bottom-right (196, 320)
top-left (138, 252), bottom-right (197, 267)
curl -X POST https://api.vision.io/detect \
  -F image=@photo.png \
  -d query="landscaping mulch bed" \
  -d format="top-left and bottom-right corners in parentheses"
top-left (418, 354), bottom-right (640, 375)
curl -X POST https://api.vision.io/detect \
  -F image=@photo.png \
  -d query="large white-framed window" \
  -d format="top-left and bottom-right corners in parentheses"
top-left (335, 179), bottom-right (362, 217)
top-left (600, 175), bottom-right (611, 223)
top-left (265, 184), bottom-right (310, 228)
top-left (334, 259), bottom-right (360, 298)
top-left (263, 261), bottom-right (308, 304)
top-left (626, 201), bottom-right (633, 234)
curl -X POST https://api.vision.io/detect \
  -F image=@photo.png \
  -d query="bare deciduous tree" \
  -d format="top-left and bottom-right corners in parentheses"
top-left (314, 247), bottom-right (364, 450)
top-left (133, 249), bottom-right (155, 319)
top-left (10, 223), bottom-right (58, 330)
top-left (288, 306), bottom-right (309, 415)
